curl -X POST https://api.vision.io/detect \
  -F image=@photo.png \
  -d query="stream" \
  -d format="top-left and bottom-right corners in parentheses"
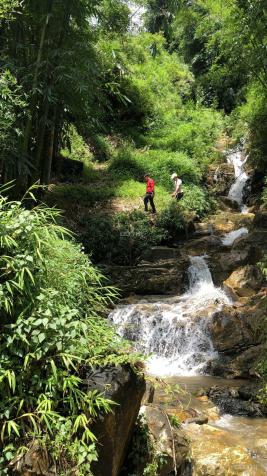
top-left (109, 149), bottom-right (267, 474)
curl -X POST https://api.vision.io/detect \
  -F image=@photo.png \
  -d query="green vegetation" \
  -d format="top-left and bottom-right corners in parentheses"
top-left (0, 189), bottom-right (141, 474)
top-left (1, 0), bottom-right (267, 471)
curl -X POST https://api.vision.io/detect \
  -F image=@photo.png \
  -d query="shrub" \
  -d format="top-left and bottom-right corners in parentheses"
top-left (180, 184), bottom-right (216, 217)
top-left (0, 191), bottom-right (139, 474)
top-left (81, 210), bottom-right (166, 265)
top-left (109, 146), bottom-right (202, 188)
top-left (156, 202), bottom-right (185, 242)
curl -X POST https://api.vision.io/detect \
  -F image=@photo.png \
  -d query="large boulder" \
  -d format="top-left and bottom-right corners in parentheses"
top-left (141, 405), bottom-right (189, 476)
top-left (233, 230), bottom-right (267, 257)
top-left (206, 162), bottom-right (235, 196)
top-left (219, 196), bottom-right (240, 211)
top-left (208, 305), bottom-right (256, 355)
top-left (208, 295), bottom-right (267, 378)
top-left (210, 249), bottom-right (251, 286)
top-left (224, 265), bottom-right (264, 298)
top-left (253, 212), bottom-right (267, 229)
top-left (90, 365), bottom-right (146, 476)
top-left (223, 344), bottom-right (267, 379)
top-left (105, 247), bottom-right (189, 296)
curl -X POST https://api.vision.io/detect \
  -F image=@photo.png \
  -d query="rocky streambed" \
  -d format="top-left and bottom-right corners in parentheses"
top-left (154, 376), bottom-right (267, 475)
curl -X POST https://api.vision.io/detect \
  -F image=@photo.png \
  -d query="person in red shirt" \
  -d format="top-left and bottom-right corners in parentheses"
top-left (144, 174), bottom-right (156, 214)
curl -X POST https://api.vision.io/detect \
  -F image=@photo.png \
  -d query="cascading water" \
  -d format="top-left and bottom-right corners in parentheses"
top-left (227, 148), bottom-right (249, 212)
top-left (109, 256), bottom-right (230, 377)
top-left (221, 227), bottom-right (248, 246)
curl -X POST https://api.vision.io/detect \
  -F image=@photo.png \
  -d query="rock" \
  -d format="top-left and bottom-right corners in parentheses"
top-left (224, 344), bottom-right (266, 379)
top-left (192, 222), bottom-right (213, 237)
top-left (206, 162), bottom-right (235, 196)
top-left (211, 249), bottom-right (251, 286)
top-left (106, 264), bottom-right (183, 295)
top-left (208, 305), bottom-right (257, 355)
top-left (254, 212), bottom-right (267, 229)
top-left (207, 385), bottom-right (267, 417)
top-left (10, 441), bottom-right (54, 476)
top-left (233, 230), bottom-right (267, 256)
top-left (182, 235), bottom-right (221, 257)
top-left (238, 383), bottom-right (263, 401)
top-left (142, 381), bottom-right (155, 404)
top-left (89, 364), bottom-right (146, 476)
top-left (105, 248), bottom-right (189, 296)
top-left (142, 405), bottom-right (189, 476)
top-left (224, 265), bottom-right (264, 297)
top-left (208, 212), bottom-right (254, 235)
top-left (219, 196), bottom-right (240, 211)
top-left (140, 246), bottom-right (179, 261)
top-left (185, 415), bottom-right (208, 425)
top-left (11, 366), bottom-right (145, 476)
top-left (184, 423), bottom-right (266, 476)
top-left (167, 407), bottom-right (198, 423)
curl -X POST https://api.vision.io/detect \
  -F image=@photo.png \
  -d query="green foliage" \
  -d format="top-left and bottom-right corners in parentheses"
top-left (156, 202), bottom-right (185, 242)
top-left (0, 71), bottom-right (28, 179)
top-left (168, 414), bottom-right (181, 429)
top-left (0, 0), bottom-right (19, 21)
top-left (0, 190), bottom-right (140, 474)
top-left (80, 210), bottom-right (166, 265)
top-left (180, 184), bottom-right (216, 217)
top-left (109, 146), bottom-right (202, 188)
top-left (61, 125), bottom-right (93, 166)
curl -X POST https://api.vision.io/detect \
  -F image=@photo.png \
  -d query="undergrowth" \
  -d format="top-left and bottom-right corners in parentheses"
top-left (0, 188), bottom-right (141, 475)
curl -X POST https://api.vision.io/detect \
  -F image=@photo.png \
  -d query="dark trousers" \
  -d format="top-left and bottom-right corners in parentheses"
top-left (175, 192), bottom-right (184, 201)
top-left (144, 192), bottom-right (156, 213)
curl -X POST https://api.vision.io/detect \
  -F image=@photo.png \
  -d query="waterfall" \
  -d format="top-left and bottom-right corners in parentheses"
top-left (109, 256), bottom-right (230, 377)
top-left (227, 148), bottom-right (249, 212)
top-left (221, 227), bottom-right (248, 246)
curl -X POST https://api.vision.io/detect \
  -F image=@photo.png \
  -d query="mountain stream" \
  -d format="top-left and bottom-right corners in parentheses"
top-left (109, 150), bottom-right (267, 474)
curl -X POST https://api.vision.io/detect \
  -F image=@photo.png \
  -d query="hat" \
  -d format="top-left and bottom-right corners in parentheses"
top-left (171, 173), bottom-right (178, 180)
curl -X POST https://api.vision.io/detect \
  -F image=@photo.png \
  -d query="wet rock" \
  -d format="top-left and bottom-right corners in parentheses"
top-left (233, 230), bottom-right (267, 256)
top-left (105, 247), bottom-right (189, 296)
top-left (207, 385), bottom-right (267, 417)
top-left (219, 196), bottom-right (240, 211)
top-left (185, 415), bottom-right (208, 425)
top-left (10, 441), bottom-right (54, 476)
top-left (192, 222), bottom-right (213, 237)
top-left (182, 235), bottom-right (221, 257)
top-left (211, 249), bottom-right (251, 286)
top-left (142, 405), bottom-right (189, 476)
top-left (208, 305), bottom-right (257, 355)
top-left (208, 212), bottom-right (254, 235)
top-left (224, 344), bottom-right (266, 379)
top-left (89, 365), bottom-right (146, 476)
top-left (167, 407), bottom-right (198, 423)
top-left (184, 423), bottom-right (266, 476)
top-left (142, 381), bottom-right (155, 404)
top-left (254, 212), bottom-right (267, 229)
top-left (238, 383), bottom-right (263, 401)
top-left (206, 162), bottom-right (235, 196)
top-left (224, 265), bottom-right (264, 297)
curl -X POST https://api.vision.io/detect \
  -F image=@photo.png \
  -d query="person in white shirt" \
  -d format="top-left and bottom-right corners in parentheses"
top-left (171, 173), bottom-right (184, 201)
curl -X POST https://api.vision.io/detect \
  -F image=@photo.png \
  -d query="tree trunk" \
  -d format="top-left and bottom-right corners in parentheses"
top-left (41, 107), bottom-right (56, 184)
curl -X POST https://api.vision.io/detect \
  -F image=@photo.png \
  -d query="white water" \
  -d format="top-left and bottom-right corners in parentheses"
top-left (221, 227), bottom-right (249, 246)
top-left (227, 148), bottom-right (249, 212)
top-left (109, 256), bottom-right (230, 377)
